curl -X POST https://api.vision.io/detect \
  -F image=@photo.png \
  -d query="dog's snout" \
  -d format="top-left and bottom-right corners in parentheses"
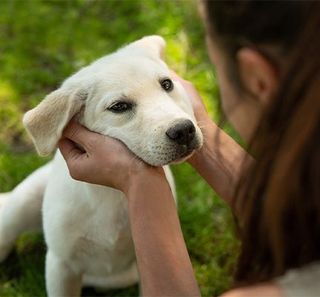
top-left (166, 119), bottom-right (196, 146)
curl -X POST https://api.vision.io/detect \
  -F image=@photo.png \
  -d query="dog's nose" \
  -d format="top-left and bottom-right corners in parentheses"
top-left (166, 119), bottom-right (196, 146)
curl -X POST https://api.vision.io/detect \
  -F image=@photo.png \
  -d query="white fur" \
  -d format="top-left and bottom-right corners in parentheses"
top-left (0, 36), bottom-right (203, 296)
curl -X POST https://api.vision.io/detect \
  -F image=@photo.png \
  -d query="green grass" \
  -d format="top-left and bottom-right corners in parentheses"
top-left (0, 1), bottom-right (238, 296)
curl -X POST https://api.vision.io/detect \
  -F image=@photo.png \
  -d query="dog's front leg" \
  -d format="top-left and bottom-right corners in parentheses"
top-left (46, 250), bottom-right (82, 297)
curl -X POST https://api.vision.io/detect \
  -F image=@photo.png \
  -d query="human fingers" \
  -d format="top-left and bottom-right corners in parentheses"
top-left (170, 70), bottom-right (183, 81)
top-left (170, 71), bottom-right (205, 104)
top-left (62, 119), bottom-right (101, 152)
top-left (58, 136), bottom-right (92, 180)
top-left (170, 70), bottom-right (209, 120)
top-left (58, 137), bottom-right (86, 162)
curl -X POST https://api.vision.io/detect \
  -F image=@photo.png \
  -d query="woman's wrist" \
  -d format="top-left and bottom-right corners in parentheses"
top-left (187, 117), bottom-right (252, 205)
top-left (124, 164), bottom-right (200, 296)
top-left (123, 161), bottom-right (167, 197)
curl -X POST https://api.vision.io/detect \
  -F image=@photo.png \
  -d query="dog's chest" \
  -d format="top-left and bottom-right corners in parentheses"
top-left (71, 199), bottom-right (135, 275)
top-left (43, 152), bottom-right (135, 275)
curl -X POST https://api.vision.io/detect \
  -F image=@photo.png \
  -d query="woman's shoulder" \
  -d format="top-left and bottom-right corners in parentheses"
top-left (220, 283), bottom-right (284, 297)
top-left (275, 261), bottom-right (320, 297)
top-left (221, 261), bottom-right (320, 297)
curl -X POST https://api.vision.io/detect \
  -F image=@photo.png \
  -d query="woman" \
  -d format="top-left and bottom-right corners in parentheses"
top-left (58, 1), bottom-right (320, 296)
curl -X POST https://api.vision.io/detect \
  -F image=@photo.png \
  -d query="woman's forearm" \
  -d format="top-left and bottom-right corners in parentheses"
top-left (127, 171), bottom-right (201, 297)
top-left (190, 120), bottom-right (253, 206)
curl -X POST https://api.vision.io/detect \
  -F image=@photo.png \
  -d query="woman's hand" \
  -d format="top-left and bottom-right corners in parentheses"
top-left (171, 71), bottom-right (211, 126)
top-left (58, 120), bottom-right (164, 194)
top-left (171, 71), bottom-right (216, 165)
top-left (171, 72), bottom-right (252, 206)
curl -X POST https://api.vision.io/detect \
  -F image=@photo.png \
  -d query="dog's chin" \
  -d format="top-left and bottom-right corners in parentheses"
top-left (169, 150), bottom-right (195, 165)
top-left (145, 150), bottom-right (195, 166)
top-left (139, 140), bottom-right (203, 166)
top-left (140, 150), bottom-right (194, 167)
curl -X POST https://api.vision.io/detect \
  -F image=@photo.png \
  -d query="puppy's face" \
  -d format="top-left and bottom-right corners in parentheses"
top-left (23, 36), bottom-right (203, 166)
top-left (82, 56), bottom-right (202, 166)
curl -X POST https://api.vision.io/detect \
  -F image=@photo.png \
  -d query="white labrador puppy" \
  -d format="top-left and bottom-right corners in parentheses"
top-left (0, 36), bottom-right (203, 296)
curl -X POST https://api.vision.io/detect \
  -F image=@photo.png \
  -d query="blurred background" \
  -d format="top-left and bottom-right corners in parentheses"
top-left (0, 0), bottom-right (239, 296)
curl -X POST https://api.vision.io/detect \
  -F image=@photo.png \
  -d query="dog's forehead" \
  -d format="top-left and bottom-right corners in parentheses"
top-left (101, 53), bottom-right (168, 80)
top-left (91, 54), bottom-right (170, 95)
top-left (64, 50), bottom-right (173, 107)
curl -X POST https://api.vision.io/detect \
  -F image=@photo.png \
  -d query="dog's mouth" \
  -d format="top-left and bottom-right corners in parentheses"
top-left (170, 150), bottom-right (195, 164)
top-left (169, 145), bottom-right (199, 165)
top-left (138, 146), bottom-right (198, 167)
top-left (136, 130), bottom-right (203, 166)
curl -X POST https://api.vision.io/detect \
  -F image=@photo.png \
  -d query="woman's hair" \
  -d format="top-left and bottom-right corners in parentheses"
top-left (204, 0), bottom-right (320, 286)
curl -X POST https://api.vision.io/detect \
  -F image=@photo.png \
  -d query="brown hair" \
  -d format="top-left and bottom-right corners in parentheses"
top-left (204, 0), bottom-right (320, 285)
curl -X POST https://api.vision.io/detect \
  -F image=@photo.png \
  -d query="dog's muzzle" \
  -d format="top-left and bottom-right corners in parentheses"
top-left (165, 119), bottom-right (201, 162)
top-left (166, 119), bottom-right (196, 146)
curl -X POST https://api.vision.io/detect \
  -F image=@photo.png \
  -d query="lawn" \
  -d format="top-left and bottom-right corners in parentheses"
top-left (0, 1), bottom-right (239, 296)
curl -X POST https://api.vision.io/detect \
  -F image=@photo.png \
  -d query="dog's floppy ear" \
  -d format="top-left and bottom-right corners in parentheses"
top-left (130, 35), bottom-right (166, 60)
top-left (23, 87), bottom-right (87, 156)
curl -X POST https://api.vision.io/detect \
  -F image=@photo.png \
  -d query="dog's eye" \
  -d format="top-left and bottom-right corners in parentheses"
top-left (160, 78), bottom-right (174, 92)
top-left (107, 101), bottom-right (133, 113)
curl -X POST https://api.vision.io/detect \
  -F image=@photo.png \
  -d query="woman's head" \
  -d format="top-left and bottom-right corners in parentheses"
top-left (202, 0), bottom-right (320, 285)
top-left (202, 1), bottom-right (316, 140)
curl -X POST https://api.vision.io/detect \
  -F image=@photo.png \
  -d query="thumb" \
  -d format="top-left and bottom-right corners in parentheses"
top-left (62, 119), bottom-right (99, 152)
top-left (58, 137), bottom-right (91, 181)
top-left (58, 137), bottom-right (86, 163)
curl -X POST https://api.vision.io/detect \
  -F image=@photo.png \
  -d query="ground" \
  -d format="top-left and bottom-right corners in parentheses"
top-left (0, 1), bottom-right (239, 296)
